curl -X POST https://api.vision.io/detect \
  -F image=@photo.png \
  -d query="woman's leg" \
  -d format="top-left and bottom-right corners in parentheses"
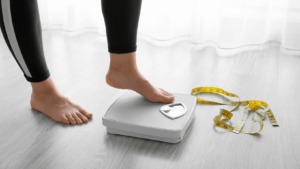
top-left (0, 0), bottom-right (92, 124)
top-left (101, 0), bottom-right (175, 103)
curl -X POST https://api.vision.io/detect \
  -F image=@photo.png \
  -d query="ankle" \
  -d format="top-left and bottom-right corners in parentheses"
top-left (31, 77), bottom-right (59, 97)
top-left (107, 66), bottom-right (141, 79)
top-left (109, 52), bottom-right (138, 72)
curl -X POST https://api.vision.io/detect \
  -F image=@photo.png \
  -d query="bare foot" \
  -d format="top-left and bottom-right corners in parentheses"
top-left (106, 52), bottom-right (175, 103)
top-left (30, 77), bottom-right (93, 124)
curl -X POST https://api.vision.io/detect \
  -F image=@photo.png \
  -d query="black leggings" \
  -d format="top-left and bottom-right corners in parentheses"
top-left (0, 0), bottom-right (142, 82)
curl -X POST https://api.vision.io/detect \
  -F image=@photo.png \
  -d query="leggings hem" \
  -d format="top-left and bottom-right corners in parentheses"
top-left (108, 45), bottom-right (137, 54)
top-left (24, 70), bottom-right (50, 83)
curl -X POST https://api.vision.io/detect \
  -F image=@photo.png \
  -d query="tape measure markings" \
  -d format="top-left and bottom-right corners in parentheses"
top-left (191, 87), bottom-right (278, 135)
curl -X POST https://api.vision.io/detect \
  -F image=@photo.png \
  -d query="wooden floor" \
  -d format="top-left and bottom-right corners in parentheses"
top-left (1, 29), bottom-right (300, 169)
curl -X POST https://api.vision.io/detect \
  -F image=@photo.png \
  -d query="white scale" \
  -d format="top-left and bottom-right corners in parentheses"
top-left (102, 90), bottom-right (196, 143)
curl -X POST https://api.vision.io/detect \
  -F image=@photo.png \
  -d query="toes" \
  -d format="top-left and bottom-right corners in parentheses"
top-left (71, 103), bottom-right (93, 119)
top-left (76, 112), bottom-right (89, 123)
top-left (165, 92), bottom-right (174, 97)
top-left (147, 89), bottom-right (175, 103)
top-left (162, 96), bottom-right (175, 103)
top-left (79, 108), bottom-right (93, 119)
top-left (160, 90), bottom-right (168, 95)
top-left (72, 114), bottom-right (83, 124)
top-left (160, 94), bottom-right (175, 103)
top-left (61, 116), bottom-right (70, 124)
top-left (66, 114), bottom-right (76, 124)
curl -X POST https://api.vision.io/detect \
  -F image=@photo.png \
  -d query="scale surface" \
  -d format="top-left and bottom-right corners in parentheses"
top-left (102, 90), bottom-right (197, 143)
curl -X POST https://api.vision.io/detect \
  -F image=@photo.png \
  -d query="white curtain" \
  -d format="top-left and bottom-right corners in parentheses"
top-left (37, 0), bottom-right (300, 55)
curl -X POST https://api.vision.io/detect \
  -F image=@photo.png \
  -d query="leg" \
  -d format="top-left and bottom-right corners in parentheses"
top-left (0, 0), bottom-right (92, 124)
top-left (101, 0), bottom-right (175, 103)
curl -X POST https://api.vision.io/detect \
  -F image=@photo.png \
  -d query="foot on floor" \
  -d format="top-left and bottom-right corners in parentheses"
top-left (30, 77), bottom-right (93, 124)
top-left (30, 89), bottom-right (93, 125)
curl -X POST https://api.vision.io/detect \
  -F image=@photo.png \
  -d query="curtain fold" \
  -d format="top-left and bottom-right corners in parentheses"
top-left (37, 0), bottom-right (300, 53)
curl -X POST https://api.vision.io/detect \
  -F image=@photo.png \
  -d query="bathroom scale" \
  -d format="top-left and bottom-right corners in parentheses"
top-left (102, 90), bottom-right (197, 143)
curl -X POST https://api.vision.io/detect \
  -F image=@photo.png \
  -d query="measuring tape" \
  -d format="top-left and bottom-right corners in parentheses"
top-left (191, 87), bottom-right (278, 135)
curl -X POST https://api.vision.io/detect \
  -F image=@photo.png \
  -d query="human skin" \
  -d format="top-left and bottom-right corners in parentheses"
top-left (30, 51), bottom-right (175, 124)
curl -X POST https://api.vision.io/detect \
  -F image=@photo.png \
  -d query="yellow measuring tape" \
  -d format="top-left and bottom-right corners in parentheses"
top-left (191, 87), bottom-right (278, 135)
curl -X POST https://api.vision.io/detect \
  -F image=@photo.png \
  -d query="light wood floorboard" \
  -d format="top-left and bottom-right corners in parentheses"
top-left (0, 29), bottom-right (299, 169)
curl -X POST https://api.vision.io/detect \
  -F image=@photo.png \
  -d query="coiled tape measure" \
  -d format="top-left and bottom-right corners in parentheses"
top-left (191, 87), bottom-right (278, 135)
